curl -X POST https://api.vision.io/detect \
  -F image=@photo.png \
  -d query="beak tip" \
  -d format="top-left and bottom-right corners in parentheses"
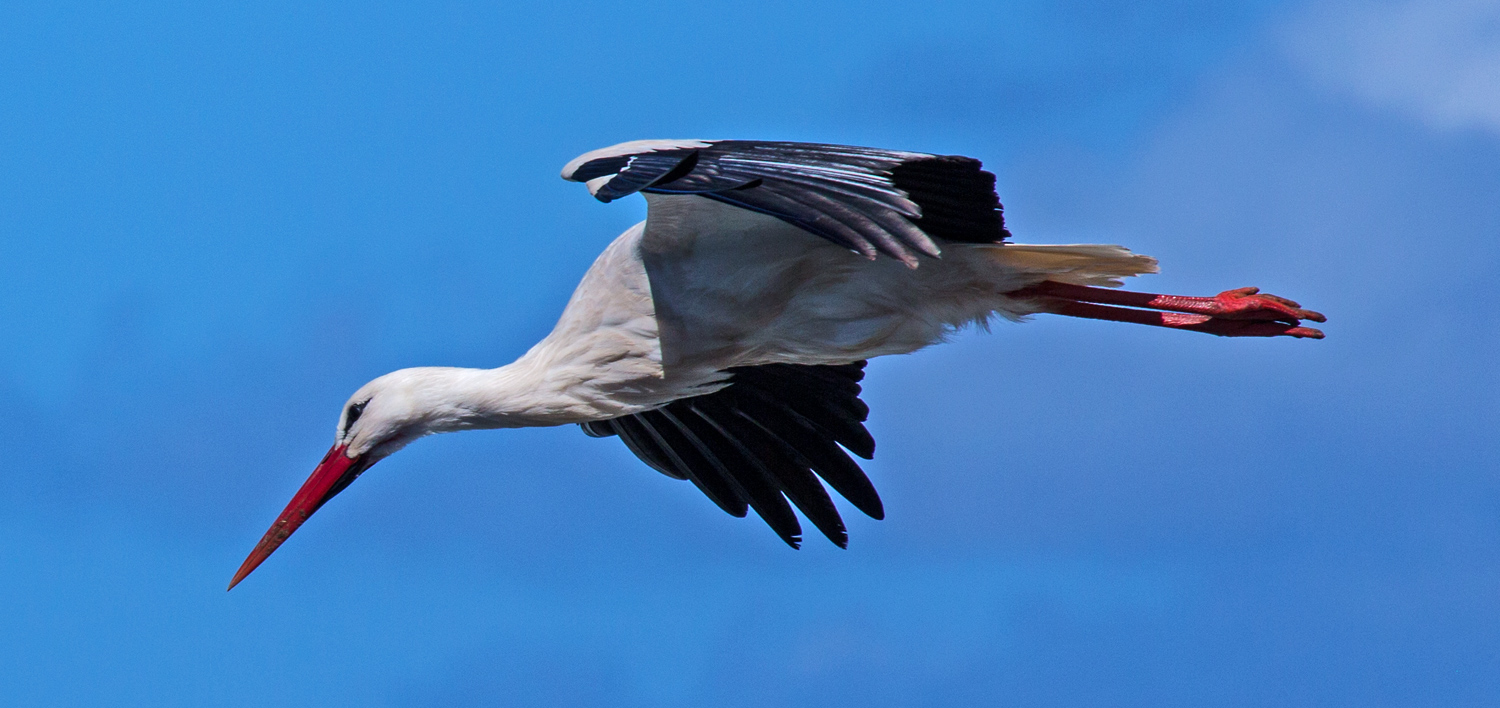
top-left (227, 558), bottom-right (257, 591)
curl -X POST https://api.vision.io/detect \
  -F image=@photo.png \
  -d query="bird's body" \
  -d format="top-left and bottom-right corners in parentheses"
top-left (230, 139), bottom-right (1326, 588)
top-left (402, 197), bottom-right (1151, 425)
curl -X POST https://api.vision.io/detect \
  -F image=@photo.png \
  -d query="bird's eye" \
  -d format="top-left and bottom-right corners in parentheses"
top-left (345, 400), bottom-right (369, 430)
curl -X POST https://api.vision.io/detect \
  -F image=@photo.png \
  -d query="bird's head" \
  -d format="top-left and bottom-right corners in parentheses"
top-left (228, 368), bottom-right (472, 589)
top-left (336, 372), bottom-right (433, 461)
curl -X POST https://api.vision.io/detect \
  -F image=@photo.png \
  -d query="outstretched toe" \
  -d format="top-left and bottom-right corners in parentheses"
top-left (1214, 288), bottom-right (1328, 325)
top-left (1285, 325), bottom-right (1326, 339)
top-left (1196, 319), bottom-right (1326, 338)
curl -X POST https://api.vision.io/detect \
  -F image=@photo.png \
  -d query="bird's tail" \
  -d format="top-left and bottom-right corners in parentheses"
top-left (986, 243), bottom-right (1159, 288)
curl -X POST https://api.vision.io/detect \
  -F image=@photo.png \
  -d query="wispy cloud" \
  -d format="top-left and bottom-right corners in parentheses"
top-left (1284, 0), bottom-right (1500, 135)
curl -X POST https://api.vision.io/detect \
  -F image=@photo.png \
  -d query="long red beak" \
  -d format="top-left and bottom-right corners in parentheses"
top-left (228, 444), bottom-right (374, 590)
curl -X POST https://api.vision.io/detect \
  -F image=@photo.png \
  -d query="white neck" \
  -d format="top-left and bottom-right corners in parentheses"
top-left (403, 361), bottom-right (590, 433)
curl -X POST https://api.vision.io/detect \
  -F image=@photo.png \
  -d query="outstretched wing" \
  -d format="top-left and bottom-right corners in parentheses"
top-left (579, 362), bottom-right (883, 548)
top-left (562, 139), bottom-right (1010, 266)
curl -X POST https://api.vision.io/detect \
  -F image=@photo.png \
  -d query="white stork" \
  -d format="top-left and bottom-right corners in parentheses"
top-left (229, 139), bottom-right (1324, 589)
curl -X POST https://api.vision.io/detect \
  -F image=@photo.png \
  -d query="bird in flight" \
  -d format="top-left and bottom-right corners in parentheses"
top-left (229, 140), bottom-right (1325, 589)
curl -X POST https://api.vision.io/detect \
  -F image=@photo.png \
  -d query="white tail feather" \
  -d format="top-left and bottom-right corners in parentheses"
top-left (988, 243), bottom-right (1159, 287)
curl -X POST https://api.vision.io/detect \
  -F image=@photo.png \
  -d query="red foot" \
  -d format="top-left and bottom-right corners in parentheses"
top-left (1177, 287), bottom-right (1327, 325)
top-left (1011, 282), bottom-right (1327, 339)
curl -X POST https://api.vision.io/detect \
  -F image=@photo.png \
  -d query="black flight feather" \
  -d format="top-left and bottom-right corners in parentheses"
top-left (579, 361), bottom-right (882, 547)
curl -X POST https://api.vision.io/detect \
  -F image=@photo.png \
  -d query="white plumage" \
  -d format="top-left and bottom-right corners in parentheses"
top-left (229, 139), bottom-right (1324, 588)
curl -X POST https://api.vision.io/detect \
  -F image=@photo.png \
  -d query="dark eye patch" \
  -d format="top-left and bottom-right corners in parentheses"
top-left (345, 400), bottom-right (369, 430)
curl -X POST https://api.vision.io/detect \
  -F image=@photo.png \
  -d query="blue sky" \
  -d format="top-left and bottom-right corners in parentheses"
top-left (2, 1), bottom-right (1497, 705)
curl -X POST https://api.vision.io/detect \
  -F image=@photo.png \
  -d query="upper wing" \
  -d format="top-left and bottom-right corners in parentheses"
top-left (562, 139), bottom-right (1011, 266)
top-left (579, 361), bottom-right (883, 548)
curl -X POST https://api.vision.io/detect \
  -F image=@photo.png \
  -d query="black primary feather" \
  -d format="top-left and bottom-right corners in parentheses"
top-left (579, 361), bottom-right (881, 547)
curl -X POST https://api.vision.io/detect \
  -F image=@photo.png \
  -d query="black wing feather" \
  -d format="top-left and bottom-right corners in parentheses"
top-left (607, 417), bottom-right (686, 480)
top-left (728, 385), bottom-right (885, 520)
top-left (580, 361), bottom-right (882, 547)
top-left (731, 364), bottom-right (875, 458)
top-left (682, 400), bottom-right (805, 547)
top-left (725, 406), bottom-right (851, 547)
top-left (698, 395), bottom-right (848, 547)
top-left (643, 409), bottom-right (749, 518)
top-left (564, 140), bottom-right (1010, 263)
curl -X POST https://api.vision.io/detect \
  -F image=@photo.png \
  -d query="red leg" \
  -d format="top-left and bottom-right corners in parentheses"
top-left (1018, 281), bottom-right (1326, 324)
top-left (1011, 281), bottom-right (1327, 339)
